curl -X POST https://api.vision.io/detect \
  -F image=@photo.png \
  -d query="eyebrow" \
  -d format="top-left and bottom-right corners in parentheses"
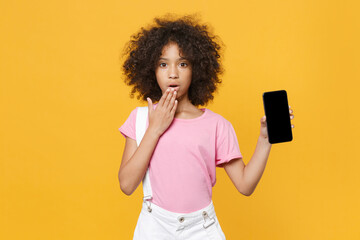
top-left (159, 57), bottom-right (187, 60)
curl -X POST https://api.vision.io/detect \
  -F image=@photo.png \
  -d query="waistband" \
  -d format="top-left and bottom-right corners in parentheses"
top-left (141, 200), bottom-right (217, 230)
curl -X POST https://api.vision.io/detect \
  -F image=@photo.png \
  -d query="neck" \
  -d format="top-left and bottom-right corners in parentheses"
top-left (175, 93), bottom-right (196, 113)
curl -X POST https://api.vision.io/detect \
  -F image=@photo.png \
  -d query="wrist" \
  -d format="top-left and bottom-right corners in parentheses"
top-left (146, 126), bottom-right (162, 139)
top-left (258, 135), bottom-right (271, 147)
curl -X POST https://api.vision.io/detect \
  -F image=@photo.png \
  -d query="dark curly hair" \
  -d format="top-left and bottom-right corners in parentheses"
top-left (120, 13), bottom-right (225, 106)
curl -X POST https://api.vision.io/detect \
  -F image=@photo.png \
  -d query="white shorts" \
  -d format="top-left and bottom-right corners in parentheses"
top-left (133, 200), bottom-right (226, 240)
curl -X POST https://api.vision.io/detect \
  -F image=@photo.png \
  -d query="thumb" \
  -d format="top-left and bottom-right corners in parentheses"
top-left (261, 115), bottom-right (267, 124)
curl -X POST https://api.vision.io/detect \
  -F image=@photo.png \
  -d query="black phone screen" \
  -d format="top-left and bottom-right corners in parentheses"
top-left (262, 90), bottom-right (293, 144)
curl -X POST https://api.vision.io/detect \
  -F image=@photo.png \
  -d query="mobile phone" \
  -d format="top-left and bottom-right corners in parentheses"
top-left (262, 90), bottom-right (293, 144)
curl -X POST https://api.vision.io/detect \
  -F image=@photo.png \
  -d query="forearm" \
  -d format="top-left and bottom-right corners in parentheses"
top-left (242, 136), bottom-right (272, 195)
top-left (119, 128), bottom-right (160, 195)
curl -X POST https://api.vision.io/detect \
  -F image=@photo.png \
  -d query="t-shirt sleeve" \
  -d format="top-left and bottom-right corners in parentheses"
top-left (215, 118), bottom-right (243, 167)
top-left (118, 108), bottom-right (138, 141)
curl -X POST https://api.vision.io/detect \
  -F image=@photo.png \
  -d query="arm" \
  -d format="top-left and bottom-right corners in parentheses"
top-left (220, 136), bottom-right (271, 196)
top-left (118, 130), bottom-right (161, 196)
top-left (222, 107), bottom-right (294, 196)
top-left (118, 88), bottom-right (178, 195)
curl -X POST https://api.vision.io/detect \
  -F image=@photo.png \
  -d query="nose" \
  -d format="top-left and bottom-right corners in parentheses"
top-left (168, 64), bottom-right (179, 79)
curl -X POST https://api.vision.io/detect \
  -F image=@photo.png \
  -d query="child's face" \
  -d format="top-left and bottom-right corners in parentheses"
top-left (155, 42), bottom-right (192, 101)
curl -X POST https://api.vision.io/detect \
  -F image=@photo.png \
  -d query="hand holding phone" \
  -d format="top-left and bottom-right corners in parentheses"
top-left (262, 90), bottom-right (293, 144)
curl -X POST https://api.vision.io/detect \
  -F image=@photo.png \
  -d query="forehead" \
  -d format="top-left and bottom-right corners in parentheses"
top-left (160, 42), bottom-right (185, 57)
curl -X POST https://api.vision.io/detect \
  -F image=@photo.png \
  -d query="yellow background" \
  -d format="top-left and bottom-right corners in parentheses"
top-left (1, 0), bottom-right (359, 239)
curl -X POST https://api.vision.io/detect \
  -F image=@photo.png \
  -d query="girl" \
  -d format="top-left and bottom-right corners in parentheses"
top-left (118, 14), bottom-right (295, 240)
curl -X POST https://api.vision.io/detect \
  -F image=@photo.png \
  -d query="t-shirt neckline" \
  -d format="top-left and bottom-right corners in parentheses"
top-left (153, 103), bottom-right (207, 122)
top-left (174, 108), bottom-right (207, 122)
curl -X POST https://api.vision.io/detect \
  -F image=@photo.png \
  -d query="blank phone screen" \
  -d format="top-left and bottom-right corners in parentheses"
top-left (263, 90), bottom-right (293, 144)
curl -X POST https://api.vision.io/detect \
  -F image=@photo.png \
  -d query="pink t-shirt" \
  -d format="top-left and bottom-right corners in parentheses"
top-left (119, 104), bottom-right (243, 213)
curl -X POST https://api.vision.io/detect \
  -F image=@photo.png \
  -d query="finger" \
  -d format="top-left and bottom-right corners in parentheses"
top-left (164, 88), bottom-right (174, 108)
top-left (169, 90), bottom-right (177, 108)
top-left (290, 114), bottom-right (294, 119)
top-left (147, 97), bottom-right (153, 115)
top-left (291, 124), bottom-right (294, 128)
top-left (289, 109), bottom-right (293, 114)
top-left (170, 99), bottom-right (178, 115)
top-left (158, 88), bottom-right (170, 107)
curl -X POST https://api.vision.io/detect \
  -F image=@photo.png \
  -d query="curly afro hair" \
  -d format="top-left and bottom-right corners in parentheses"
top-left (121, 13), bottom-right (225, 107)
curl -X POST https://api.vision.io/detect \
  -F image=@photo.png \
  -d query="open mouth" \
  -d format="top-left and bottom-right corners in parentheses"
top-left (168, 84), bottom-right (180, 91)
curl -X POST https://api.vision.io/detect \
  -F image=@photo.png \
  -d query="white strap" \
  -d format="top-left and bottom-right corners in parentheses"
top-left (135, 106), bottom-right (153, 202)
top-left (135, 106), bottom-right (148, 146)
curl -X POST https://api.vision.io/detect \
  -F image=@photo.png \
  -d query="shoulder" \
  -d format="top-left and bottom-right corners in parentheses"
top-left (128, 107), bottom-right (139, 118)
top-left (124, 106), bottom-right (143, 122)
top-left (205, 108), bottom-right (231, 125)
top-left (204, 109), bottom-right (237, 137)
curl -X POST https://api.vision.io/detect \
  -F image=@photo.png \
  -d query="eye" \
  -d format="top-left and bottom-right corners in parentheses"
top-left (180, 62), bottom-right (188, 67)
top-left (159, 63), bottom-right (167, 67)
